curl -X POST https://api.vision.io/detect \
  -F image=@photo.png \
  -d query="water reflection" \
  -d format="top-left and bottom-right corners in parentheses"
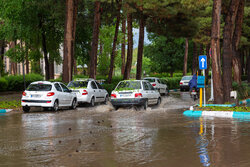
top-left (196, 118), bottom-right (210, 166)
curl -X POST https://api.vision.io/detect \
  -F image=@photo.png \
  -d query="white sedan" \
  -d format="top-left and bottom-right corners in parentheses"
top-left (110, 80), bottom-right (161, 110)
top-left (67, 78), bottom-right (109, 106)
top-left (21, 81), bottom-right (77, 112)
top-left (143, 77), bottom-right (168, 95)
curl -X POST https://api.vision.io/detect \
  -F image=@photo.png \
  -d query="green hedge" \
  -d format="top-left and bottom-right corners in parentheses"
top-left (0, 78), bottom-right (8, 91)
top-left (232, 82), bottom-right (250, 100)
top-left (241, 75), bottom-right (248, 81)
top-left (3, 74), bottom-right (43, 91)
top-left (163, 77), bottom-right (182, 90)
top-left (102, 83), bottom-right (117, 95)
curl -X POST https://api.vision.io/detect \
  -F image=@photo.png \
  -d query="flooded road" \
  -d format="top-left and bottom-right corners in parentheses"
top-left (1, 92), bottom-right (250, 167)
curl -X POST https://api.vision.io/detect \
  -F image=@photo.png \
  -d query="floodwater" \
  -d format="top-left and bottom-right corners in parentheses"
top-left (1, 92), bottom-right (250, 167)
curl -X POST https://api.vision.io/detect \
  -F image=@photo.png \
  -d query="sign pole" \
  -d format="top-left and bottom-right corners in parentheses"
top-left (203, 69), bottom-right (206, 106)
top-left (200, 88), bottom-right (202, 107)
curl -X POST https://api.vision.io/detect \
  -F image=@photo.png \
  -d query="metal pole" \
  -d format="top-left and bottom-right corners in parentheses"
top-left (210, 71), bottom-right (214, 101)
top-left (203, 69), bottom-right (206, 106)
top-left (200, 88), bottom-right (202, 107)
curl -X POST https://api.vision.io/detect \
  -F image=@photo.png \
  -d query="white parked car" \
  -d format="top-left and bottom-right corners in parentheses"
top-left (110, 80), bottom-right (161, 110)
top-left (67, 78), bottom-right (109, 106)
top-left (21, 81), bottom-right (77, 112)
top-left (179, 76), bottom-right (192, 91)
top-left (143, 77), bottom-right (169, 95)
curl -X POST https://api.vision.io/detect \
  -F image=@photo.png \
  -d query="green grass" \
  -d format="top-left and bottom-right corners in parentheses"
top-left (0, 100), bottom-right (21, 110)
top-left (196, 106), bottom-right (250, 112)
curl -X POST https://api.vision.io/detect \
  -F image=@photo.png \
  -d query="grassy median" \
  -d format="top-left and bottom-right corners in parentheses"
top-left (196, 106), bottom-right (250, 112)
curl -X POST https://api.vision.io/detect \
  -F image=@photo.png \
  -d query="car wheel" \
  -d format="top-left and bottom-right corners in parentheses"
top-left (90, 97), bottom-right (95, 107)
top-left (104, 95), bottom-right (108, 105)
top-left (23, 106), bottom-right (30, 112)
top-left (114, 106), bottom-right (119, 110)
top-left (157, 97), bottom-right (161, 105)
top-left (180, 88), bottom-right (183, 92)
top-left (52, 100), bottom-right (59, 111)
top-left (143, 100), bottom-right (148, 110)
top-left (70, 98), bottom-right (77, 109)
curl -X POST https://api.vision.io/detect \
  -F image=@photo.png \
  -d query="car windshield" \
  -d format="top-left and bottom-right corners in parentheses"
top-left (116, 81), bottom-right (141, 90)
top-left (144, 78), bottom-right (155, 82)
top-left (26, 84), bottom-right (52, 91)
top-left (182, 76), bottom-right (192, 80)
top-left (68, 81), bottom-right (88, 88)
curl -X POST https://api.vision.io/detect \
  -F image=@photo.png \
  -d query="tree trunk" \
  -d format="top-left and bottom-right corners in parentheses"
top-left (183, 38), bottom-right (188, 76)
top-left (247, 54), bottom-right (250, 83)
top-left (121, 17), bottom-right (126, 75)
top-left (232, 0), bottom-right (244, 84)
top-left (108, 0), bottom-right (122, 83)
top-left (222, 0), bottom-right (240, 102)
top-left (42, 30), bottom-right (50, 81)
top-left (136, 14), bottom-right (145, 80)
top-left (49, 59), bottom-right (54, 79)
top-left (123, 13), bottom-right (133, 80)
top-left (211, 0), bottom-right (224, 104)
top-left (26, 55), bottom-right (29, 74)
top-left (63, 0), bottom-right (78, 83)
top-left (192, 42), bottom-right (198, 74)
top-left (89, 1), bottom-right (101, 79)
top-left (199, 44), bottom-right (204, 55)
top-left (205, 44), bottom-right (210, 78)
top-left (0, 40), bottom-right (4, 77)
top-left (72, 0), bottom-right (78, 76)
top-left (73, 57), bottom-right (77, 75)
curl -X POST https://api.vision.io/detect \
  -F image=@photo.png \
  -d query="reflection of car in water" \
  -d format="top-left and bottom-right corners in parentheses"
top-left (110, 80), bottom-right (161, 110)
top-left (67, 78), bottom-right (109, 107)
top-left (180, 76), bottom-right (192, 91)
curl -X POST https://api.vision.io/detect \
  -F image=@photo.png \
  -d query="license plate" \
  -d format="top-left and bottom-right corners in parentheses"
top-left (120, 94), bottom-right (130, 97)
top-left (191, 92), bottom-right (197, 95)
top-left (31, 94), bottom-right (41, 98)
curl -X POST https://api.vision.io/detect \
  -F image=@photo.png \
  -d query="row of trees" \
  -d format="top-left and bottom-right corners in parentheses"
top-left (0, 0), bottom-right (249, 104)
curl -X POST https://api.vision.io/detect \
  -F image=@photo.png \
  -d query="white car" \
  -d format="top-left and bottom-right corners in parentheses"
top-left (110, 80), bottom-right (161, 110)
top-left (21, 81), bottom-right (77, 112)
top-left (143, 77), bottom-right (168, 95)
top-left (67, 78), bottom-right (109, 106)
top-left (179, 76), bottom-right (192, 91)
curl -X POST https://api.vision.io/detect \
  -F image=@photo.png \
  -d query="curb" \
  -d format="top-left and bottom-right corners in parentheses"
top-left (0, 109), bottom-right (13, 113)
top-left (196, 104), bottom-right (236, 107)
top-left (183, 110), bottom-right (250, 119)
top-left (239, 99), bottom-right (250, 107)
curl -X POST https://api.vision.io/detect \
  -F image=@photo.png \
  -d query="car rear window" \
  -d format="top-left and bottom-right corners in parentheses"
top-left (182, 76), bottom-right (192, 80)
top-left (26, 84), bottom-right (52, 91)
top-left (116, 81), bottom-right (141, 90)
top-left (68, 81), bottom-right (88, 88)
top-left (144, 78), bottom-right (155, 82)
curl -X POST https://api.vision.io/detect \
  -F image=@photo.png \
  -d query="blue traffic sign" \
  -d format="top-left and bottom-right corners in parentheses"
top-left (199, 55), bottom-right (207, 70)
top-left (197, 76), bottom-right (205, 88)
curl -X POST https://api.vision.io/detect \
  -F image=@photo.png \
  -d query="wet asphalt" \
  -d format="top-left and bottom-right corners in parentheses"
top-left (1, 92), bottom-right (250, 167)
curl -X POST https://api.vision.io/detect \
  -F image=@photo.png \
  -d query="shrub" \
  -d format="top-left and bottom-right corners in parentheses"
top-left (241, 75), bottom-right (248, 81)
top-left (163, 77), bottom-right (182, 90)
top-left (4, 74), bottom-right (43, 91)
top-left (0, 78), bottom-right (8, 91)
top-left (49, 78), bottom-right (62, 82)
top-left (232, 82), bottom-right (250, 100)
top-left (102, 83), bottom-right (117, 95)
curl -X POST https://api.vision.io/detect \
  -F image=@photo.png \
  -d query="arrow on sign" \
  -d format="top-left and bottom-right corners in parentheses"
top-left (201, 58), bottom-right (205, 68)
